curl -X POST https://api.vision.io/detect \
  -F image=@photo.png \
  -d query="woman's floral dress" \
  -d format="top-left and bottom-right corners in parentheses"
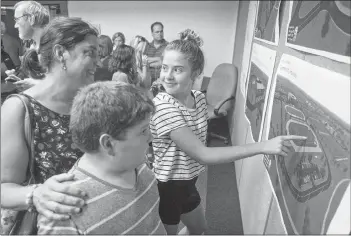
top-left (1, 94), bottom-right (83, 234)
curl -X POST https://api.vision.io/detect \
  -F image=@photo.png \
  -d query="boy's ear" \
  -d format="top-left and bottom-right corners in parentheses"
top-left (99, 134), bottom-right (115, 156)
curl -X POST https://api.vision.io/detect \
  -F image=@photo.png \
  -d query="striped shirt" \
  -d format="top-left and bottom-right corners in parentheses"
top-left (37, 164), bottom-right (166, 235)
top-left (150, 91), bottom-right (208, 182)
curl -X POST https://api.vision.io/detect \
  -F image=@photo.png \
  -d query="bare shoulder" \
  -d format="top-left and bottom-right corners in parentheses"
top-left (1, 95), bottom-right (27, 120)
top-left (1, 95), bottom-right (30, 184)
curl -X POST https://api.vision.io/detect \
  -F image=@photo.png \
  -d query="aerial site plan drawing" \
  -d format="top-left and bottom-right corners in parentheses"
top-left (264, 53), bottom-right (350, 234)
top-left (286, 0), bottom-right (350, 63)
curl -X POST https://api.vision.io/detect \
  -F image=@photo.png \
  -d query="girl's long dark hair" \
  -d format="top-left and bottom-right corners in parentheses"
top-left (20, 49), bottom-right (45, 79)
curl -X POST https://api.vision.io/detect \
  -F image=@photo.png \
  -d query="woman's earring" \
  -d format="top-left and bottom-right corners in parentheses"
top-left (62, 62), bottom-right (67, 71)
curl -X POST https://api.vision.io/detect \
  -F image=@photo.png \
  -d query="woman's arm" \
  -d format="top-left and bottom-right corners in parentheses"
top-left (1, 97), bottom-right (86, 220)
top-left (147, 57), bottom-right (162, 68)
top-left (169, 126), bottom-right (306, 165)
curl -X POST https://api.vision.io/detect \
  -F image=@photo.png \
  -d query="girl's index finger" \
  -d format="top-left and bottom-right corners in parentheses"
top-left (282, 135), bottom-right (307, 141)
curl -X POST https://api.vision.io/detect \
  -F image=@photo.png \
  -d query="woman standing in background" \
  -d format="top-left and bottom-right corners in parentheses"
top-left (94, 35), bottom-right (113, 81)
top-left (112, 32), bottom-right (125, 50)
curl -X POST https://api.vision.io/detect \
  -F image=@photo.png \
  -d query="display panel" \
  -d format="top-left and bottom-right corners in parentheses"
top-left (286, 0), bottom-right (351, 64)
top-left (264, 53), bottom-right (350, 234)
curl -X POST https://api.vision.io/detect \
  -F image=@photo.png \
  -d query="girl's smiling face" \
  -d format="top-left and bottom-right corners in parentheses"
top-left (160, 50), bottom-right (194, 99)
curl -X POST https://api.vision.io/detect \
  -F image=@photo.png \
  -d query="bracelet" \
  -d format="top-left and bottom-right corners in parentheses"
top-left (25, 184), bottom-right (41, 212)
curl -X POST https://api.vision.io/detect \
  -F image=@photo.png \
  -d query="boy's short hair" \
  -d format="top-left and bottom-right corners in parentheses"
top-left (70, 81), bottom-right (155, 153)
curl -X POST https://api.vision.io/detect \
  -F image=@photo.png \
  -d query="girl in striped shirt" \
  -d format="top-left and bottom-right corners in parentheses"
top-left (149, 29), bottom-right (306, 235)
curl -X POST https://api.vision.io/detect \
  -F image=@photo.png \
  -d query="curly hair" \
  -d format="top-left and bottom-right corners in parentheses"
top-left (108, 44), bottom-right (139, 85)
top-left (20, 49), bottom-right (45, 79)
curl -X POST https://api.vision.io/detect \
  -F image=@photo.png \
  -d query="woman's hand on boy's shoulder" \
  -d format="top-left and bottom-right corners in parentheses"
top-left (33, 173), bottom-right (87, 221)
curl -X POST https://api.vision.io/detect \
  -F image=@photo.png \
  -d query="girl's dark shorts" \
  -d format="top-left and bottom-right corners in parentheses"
top-left (157, 177), bottom-right (201, 225)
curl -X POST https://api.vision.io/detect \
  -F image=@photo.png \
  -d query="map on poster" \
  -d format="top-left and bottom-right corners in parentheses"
top-left (245, 43), bottom-right (276, 142)
top-left (286, 1), bottom-right (351, 64)
top-left (264, 54), bottom-right (350, 234)
top-left (254, 0), bottom-right (281, 45)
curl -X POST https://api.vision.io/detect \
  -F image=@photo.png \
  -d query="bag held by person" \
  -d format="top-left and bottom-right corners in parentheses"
top-left (1, 94), bottom-right (38, 235)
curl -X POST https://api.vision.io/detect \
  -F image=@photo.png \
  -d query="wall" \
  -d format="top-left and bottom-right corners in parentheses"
top-left (67, 1), bottom-right (238, 77)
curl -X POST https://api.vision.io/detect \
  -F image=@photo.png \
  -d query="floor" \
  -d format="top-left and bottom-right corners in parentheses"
top-left (199, 76), bottom-right (244, 235)
top-left (180, 119), bottom-right (244, 235)
top-left (205, 119), bottom-right (244, 235)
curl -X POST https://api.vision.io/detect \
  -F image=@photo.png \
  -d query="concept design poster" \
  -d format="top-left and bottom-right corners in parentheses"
top-left (254, 0), bottom-right (281, 45)
top-left (264, 54), bottom-right (350, 234)
top-left (286, 1), bottom-right (351, 64)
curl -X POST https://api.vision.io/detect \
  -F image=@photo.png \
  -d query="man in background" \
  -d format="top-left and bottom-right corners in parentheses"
top-left (14, 1), bottom-right (49, 50)
top-left (144, 21), bottom-right (168, 83)
top-left (6, 0), bottom-right (50, 91)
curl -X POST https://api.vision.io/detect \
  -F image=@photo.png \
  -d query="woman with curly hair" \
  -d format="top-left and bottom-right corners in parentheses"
top-left (20, 49), bottom-right (46, 80)
top-left (94, 35), bottom-right (113, 81)
top-left (108, 44), bottom-right (141, 86)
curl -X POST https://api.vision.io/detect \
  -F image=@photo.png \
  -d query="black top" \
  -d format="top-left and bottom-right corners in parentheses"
top-left (94, 56), bottom-right (113, 82)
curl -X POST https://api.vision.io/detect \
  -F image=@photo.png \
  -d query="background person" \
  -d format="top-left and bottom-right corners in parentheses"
top-left (112, 31), bottom-right (125, 50)
top-left (144, 21), bottom-right (168, 83)
top-left (109, 44), bottom-right (140, 86)
top-left (5, 0), bottom-right (50, 91)
top-left (130, 35), bottom-right (152, 88)
top-left (94, 35), bottom-right (113, 81)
